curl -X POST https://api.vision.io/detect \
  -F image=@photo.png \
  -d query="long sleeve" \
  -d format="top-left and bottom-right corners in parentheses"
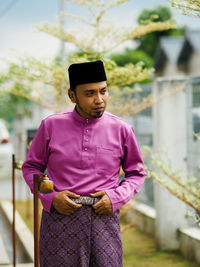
top-left (22, 120), bottom-right (57, 212)
top-left (105, 127), bottom-right (146, 212)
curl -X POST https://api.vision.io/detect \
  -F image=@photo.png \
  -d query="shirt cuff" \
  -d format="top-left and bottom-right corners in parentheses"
top-left (104, 189), bottom-right (123, 212)
top-left (39, 191), bottom-right (57, 213)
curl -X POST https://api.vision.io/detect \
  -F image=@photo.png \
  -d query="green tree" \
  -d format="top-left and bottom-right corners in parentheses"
top-left (110, 48), bottom-right (153, 68)
top-left (0, 91), bottom-right (30, 123)
top-left (0, 63), bottom-right (31, 123)
top-left (137, 5), bottom-right (185, 57)
top-left (0, 0), bottom-right (175, 115)
top-left (109, 5), bottom-right (185, 74)
top-left (168, 0), bottom-right (200, 17)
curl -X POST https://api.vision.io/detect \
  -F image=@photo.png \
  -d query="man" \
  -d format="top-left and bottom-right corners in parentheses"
top-left (22, 60), bottom-right (146, 267)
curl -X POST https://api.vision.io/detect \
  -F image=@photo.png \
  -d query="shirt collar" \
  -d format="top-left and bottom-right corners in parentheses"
top-left (72, 106), bottom-right (104, 124)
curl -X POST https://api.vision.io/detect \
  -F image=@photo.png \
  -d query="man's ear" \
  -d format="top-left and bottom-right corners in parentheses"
top-left (68, 89), bottom-right (76, 103)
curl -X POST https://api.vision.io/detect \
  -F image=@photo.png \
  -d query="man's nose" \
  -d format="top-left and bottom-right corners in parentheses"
top-left (94, 94), bottom-right (103, 104)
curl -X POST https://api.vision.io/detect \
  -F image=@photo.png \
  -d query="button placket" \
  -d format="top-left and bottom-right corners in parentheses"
top-left (81, 124), bottom-right (92, 168)
top-left (83, 124), bottom-right (90, 152)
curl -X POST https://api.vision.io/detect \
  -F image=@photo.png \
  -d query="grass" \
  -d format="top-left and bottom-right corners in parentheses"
top-left (122, 224), bottom-right (198, 267)
top-left (16, 199), bottom-right (198, 267)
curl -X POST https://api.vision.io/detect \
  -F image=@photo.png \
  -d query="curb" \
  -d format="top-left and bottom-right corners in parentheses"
top-left (127, 200), bottom-right (200, 265)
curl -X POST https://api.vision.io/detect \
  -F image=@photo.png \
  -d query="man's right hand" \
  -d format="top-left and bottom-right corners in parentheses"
top-left (52, 190), bottom-right (82, 215)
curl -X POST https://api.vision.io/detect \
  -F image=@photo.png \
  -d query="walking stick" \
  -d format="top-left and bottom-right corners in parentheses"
top-left (33, 174), bottom-right (54, 267)
top-left (12, 155), bottom-right (23, 267)
top-left (12, 154), bottom-right (16, 267)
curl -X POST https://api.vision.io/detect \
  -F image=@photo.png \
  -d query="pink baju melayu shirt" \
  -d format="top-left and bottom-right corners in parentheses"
top-left (22, 107), bottom-right (146, 213)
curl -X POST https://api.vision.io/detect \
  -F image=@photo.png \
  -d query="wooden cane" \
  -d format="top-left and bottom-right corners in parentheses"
top-left (12, 155), bottom-right (23, 267)
top-left (33, 174), bottom-right (39, 267)
top-left (33, 174), bottom-right (54, 267)
top-left (12, 154), bottom-right (16, 267)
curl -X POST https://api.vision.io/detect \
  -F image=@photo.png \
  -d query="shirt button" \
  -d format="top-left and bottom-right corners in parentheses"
top-left (84, 148), bottom-right (88, 151)
top-left (86, 119), bottom-right (89, 123)
top-left (86, 129), bottom-right (89, 132)
top-left (86, 139), bottom-right (88, 142)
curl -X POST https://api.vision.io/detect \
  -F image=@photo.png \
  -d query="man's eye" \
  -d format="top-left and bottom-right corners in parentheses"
top-left (101, 90), bottom-right (107, 94)
top-left (86, 92), bottom-right (93, 96)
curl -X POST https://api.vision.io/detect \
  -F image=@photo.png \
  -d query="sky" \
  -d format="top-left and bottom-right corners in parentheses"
top-left (0, 0), bottom-right (200, 71)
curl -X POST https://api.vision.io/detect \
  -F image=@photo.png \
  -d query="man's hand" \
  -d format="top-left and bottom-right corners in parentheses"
top-left (91, 191), bottom-right (112, 215)
top-left (52, 190), bottom-right (82, 215)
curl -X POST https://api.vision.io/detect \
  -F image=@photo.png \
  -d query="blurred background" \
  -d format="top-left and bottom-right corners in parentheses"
top-left (0, 0), bottom-right (200, 266)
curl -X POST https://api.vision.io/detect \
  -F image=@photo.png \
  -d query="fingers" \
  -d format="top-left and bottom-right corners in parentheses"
top-left (92, 198), bottom-right (104, 209)
top-left (63, 190), bottom-right (82, 209)
top-left (53, 201), bottom-right (74, 215)
top-left (52, 190), bottom-right (112, 216)
top-left (92, 193), bottom-right (107, 209)
top-left (93, 203), bottom-right (104, 213)
top-left (52, 191), bottom-right (82, 216)
top-left (65, 190), bottom-right (81, 199)
top-left (92, 194), bottom-right (113, 215)
top-left (93, 205), bottom-right (111, 215)
top-left (65, 196), bottom-right (82, 209)
top-left (90, 191), bottom-right (105, 197)
top-left (64, 204), bottom-right (78, 215)
top-left (56, 201), bottom-right (81, 216)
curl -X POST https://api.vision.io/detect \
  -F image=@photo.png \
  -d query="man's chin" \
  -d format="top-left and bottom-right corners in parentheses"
top-left (92, 110), bottom-right (104, 118)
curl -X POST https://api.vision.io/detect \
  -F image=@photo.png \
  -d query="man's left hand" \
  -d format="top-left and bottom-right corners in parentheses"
top-left (91, 191), bottom-right (112, 215)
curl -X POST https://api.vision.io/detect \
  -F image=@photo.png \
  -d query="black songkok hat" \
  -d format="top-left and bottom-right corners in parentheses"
top-left (68, 60), bottom-right (107, 90)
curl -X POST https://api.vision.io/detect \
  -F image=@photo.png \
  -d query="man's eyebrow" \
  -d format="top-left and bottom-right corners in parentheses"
top-left (84, 89), bottom-right (95, 93)
top-left (84, 86), bottom-right (107, 92)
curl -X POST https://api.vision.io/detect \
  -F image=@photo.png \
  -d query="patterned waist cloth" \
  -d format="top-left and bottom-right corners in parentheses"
top-left (70, 196), bottom-right (101, 205)
top-left (39, 205), bottom-right (122, 266)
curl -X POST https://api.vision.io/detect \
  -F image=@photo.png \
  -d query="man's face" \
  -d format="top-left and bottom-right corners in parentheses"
top-left (68, 81), bottom-right (108, 118)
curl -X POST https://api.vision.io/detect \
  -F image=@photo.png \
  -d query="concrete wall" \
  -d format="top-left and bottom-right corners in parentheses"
top-left (163, 63), bottom-right (184, 77)
top-left (153, 77), bottom-right (193, 250)
top-left (188, 53), bottom-right (200, 76)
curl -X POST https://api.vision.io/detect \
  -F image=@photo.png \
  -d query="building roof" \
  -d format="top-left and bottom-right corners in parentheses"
top-left (186, 30), bottom-right (200, 53)
top-left (155, 29), bottom-right (200, 72)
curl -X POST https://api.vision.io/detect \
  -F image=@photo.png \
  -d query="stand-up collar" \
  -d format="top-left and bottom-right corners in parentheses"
top-left (72, 106), bottom-right (104, 124)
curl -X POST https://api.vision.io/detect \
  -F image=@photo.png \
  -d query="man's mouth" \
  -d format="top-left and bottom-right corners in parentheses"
top-left (93, 107), bottom-right (104, 112)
